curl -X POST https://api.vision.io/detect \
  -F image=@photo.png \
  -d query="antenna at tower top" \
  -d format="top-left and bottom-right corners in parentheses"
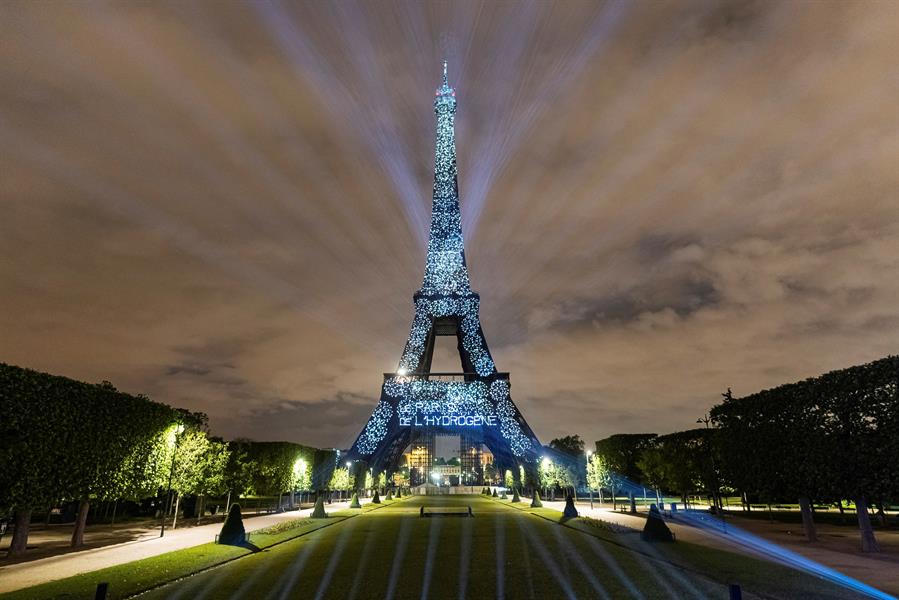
top-left (442, 59), bottom-right (448, 86)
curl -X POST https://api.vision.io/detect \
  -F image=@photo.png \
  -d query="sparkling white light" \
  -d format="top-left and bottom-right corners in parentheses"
top-left (352, 63), bottom-right (534, 460)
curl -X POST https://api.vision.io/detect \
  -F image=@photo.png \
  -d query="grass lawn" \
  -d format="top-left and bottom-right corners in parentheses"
top-left (520, 505), bottom-right (866, 599)
top-left (127, 495), bottom-right (863, 600)
top-left (0, 499), bottom-right (397, 600)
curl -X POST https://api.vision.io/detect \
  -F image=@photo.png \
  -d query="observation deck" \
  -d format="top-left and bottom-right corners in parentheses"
top-left (383, 372), bottom-right (510, 383)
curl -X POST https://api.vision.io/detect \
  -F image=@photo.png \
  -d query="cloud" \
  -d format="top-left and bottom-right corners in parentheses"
top-left (1, 1), bottom-right (896, 449)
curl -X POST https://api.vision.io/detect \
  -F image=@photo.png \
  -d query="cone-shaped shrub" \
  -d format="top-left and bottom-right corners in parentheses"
top-left (500, 491), bottom-right (508, 499)
top-left (511, 488), bottom-right (521, 503)
top-left (385, 490), bottom-right (393, 501)
top-left (218, 503), bottom-right (245, 545)
top-left (396, 488), bottom-right (401, 498)
top-left (563, 494), bottom-right (579, 519)
top-left (492, 489), bottom-right (498, 497)
top-left (349, 492), bottom-right (362, 508)
top-left (372, 490), bottom-right (381, 504)
top-left (641, 504), bottom-right (674, 542)
top-left (530, 490), bottom-right (543, 508)
top-left (311, 496), bottom-right (327, 519)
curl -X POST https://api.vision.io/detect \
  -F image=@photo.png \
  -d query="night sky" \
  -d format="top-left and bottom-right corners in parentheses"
top-left (2, 1), bottom-right (897, 450)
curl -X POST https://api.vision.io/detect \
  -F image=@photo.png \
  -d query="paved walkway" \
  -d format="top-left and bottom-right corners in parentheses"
top-left (0, 499), bottom-right (369, 594)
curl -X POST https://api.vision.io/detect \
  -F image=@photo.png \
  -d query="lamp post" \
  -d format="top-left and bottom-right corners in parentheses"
top-left (346, 461), bottom-right (352, 502)
top-left (160, 423), bottom-right (184, 538)
top-left (586, 450), bottom-right (594, 510)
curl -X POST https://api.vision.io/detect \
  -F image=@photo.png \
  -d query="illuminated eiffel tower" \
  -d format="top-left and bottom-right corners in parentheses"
top-left (346, 62), bottom-right (542, 486)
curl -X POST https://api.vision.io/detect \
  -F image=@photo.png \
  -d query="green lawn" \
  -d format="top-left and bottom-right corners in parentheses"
top-left (128, 495), bottom-right (862, 600)
top-left (0, 499), bottom-right (393, 600)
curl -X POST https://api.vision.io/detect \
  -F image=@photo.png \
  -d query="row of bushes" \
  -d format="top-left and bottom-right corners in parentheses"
top-left (591, 355), bottom-right (898, 552)
top-left (0, 363), bottom-right (337, 557)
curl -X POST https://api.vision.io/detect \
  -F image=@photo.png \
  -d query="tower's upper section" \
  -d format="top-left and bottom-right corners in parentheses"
top-left (419, 60), bottom-right (472, 297)
top-left (433, 59), bottom-right (456, 114)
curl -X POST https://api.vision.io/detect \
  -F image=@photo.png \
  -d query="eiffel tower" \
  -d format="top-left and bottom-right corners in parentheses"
top-left (345, 62), bottom-right (542, 486)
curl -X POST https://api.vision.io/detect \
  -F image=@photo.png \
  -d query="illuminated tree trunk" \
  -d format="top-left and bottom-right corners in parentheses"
top-left (798, 496), bottom-right (817, 542)
top-left (9, 509), bottom-right (31, 556)
top-left (71, 499), bottom-right (89, 547)
top-left (855, 496), bottom-right (879, 552)
top-left (171, 494), bottom-right (181, 530)
top-left (196, 495), bottom-right (204, 525)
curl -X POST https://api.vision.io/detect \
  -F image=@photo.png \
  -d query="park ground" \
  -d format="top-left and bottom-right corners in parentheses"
top-left (2, 494), bottom-right (890, 600)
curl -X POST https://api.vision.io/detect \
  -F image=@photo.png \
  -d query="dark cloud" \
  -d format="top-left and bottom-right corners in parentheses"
top-left (1, 0), bottom-right (897, 447)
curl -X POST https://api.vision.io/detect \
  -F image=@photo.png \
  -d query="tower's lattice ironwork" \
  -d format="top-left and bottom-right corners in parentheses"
top-left (346, 62), bottom-right (543, 484)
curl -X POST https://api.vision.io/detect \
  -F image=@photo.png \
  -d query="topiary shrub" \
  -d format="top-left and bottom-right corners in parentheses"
top-left (372, 490), bottom-right (381, 504)
top-left (511, 488), bottom-right (521, 503)
top-left (641, 504), bottom-right (674, 542)
top-left (311, 496), bottom-right (327, 519)
top-left (385, 490), bottom-right (393, 501)
top-left (563, 494), bottom-right (578, 519)
top-left (530, 491), bottom-right (543, 508)
top-left (396, 488), bottom-right (402, 498)
top-left (500, 490), bottom-right (508, 499)
top-left (492, 489), bottom-right (498, 497)
top-left (218, 503), bottom-right (246, 545)
top-left (349, 492), bottom-right (362, 508)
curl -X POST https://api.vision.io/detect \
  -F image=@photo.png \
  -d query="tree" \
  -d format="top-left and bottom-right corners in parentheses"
top-left (504, 470), bottom-right (514, 489)
top-left (549, 435), bottom-right (585, 457)
top-left (539, 458), bottom-right (577, 495)
top-left (329, 467), bottom-right (350, 491)
top-left (594, 434), bottom-right (657, 483)
top-left (711, 355), bottom-right (899, 552)
top-left (644, 429), bottom-right (714, 508)
top-left (0, 364), bottom-right (180, 553)
top-left (169, 428), bottom-right (230, 525)
top-left (586, 453), bottom-right (613, 492)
